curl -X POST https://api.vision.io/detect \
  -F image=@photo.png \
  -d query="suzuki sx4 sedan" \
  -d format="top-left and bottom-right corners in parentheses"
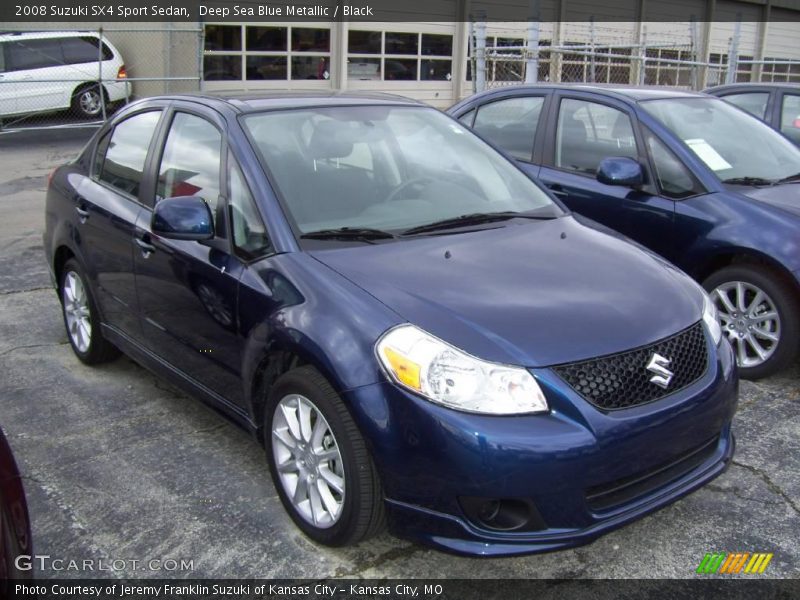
top-left (44, 92), bottom-right (738, 556)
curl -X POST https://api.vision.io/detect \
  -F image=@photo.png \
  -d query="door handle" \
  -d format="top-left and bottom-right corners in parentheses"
top-left (75, 205), bottom-right (90, 222)
top-left (135, 236), bottom-right (156, 258)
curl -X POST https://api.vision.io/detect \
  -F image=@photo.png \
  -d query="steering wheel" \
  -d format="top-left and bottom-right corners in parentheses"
top-left (385, 177), bottom-right (433, 202)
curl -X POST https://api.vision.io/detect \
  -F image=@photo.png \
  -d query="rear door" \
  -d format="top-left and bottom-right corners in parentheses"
top-left (77, 108), bottom-right (164, 337)
top-left (133, 104), bottom-right (247, 408)
top-left (538, 92), bottom-right (678, 260)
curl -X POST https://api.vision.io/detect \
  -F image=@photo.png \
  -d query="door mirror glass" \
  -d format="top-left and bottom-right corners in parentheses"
top-left (596, 157), bottom-right (644, 187)
top-left (152, 196), bottom-right (214, 240)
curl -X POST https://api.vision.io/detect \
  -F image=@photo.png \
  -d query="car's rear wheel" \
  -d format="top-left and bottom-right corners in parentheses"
top-left (60, 259), bottom-right (119, 364)
top-left (704, 264), bottom-right (800, 379)
top-left (71, 84), bottom-right (106, 118)
top-left (264, 366), bottom-right (385, 546)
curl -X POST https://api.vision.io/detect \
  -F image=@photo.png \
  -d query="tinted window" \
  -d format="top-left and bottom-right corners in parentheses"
top-left (779, 94), bottom-right (800, 145)
top-left (644, 128), bottom-right (704, 199)
top-left (98, 111), bottom-right (161, 197)
top-left (555, 99), bottom-right (638, 174)
top-left (229, 157), bottom-right (271, 258)
top-left (721, 92), bottom-right (769, 119)
top-left (62, 37), bottom-right (113, 64)
top-left (5, 39), bottom-right (64, 71)
top-left (157, 113), bottom-right (222, 222)
top-left (473, 96), bottom-right (544, 161)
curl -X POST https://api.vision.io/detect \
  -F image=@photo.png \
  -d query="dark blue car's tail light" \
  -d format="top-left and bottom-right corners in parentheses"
top-left (553, 322), bottom-right (708, 410)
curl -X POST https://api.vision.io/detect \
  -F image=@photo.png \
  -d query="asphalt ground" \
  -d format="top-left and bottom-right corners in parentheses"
top-left (0, 129), bottom-right (798, 579)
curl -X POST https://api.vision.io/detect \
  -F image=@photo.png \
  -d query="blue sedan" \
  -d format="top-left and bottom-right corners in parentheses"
top-left (44, 92), bottom-right (736, 556)
top-left (450, 85), bottom-right (800, 379)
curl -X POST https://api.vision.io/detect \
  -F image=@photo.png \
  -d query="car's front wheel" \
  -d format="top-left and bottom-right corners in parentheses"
top-left (60, 259), bottom-right (119, 364)
top-left (264, 366), bottom-right (385, 546)
top-left (704, 264), bottom-right (800, 379)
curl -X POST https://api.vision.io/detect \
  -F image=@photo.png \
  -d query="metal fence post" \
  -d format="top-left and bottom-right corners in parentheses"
top-left (98, 27), bottom-right (106, 121)
top-left (638, 29), bottom-right (647, 85)
top-left (589, 17), bottom-right (596, 83)
top-left (475, 21), bottom-right (487, 93)
top-left (689, 18), bottom-right (699, 90)
top-left (525, 3), bottom-right (540, 84)
top-left (725, 16), bottom-right (741, 84)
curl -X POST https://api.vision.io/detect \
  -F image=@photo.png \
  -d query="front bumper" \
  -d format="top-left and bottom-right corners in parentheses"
top-left (343, 335), bottom-right (738, 556)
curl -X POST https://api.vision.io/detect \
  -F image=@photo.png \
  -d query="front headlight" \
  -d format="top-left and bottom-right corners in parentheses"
top-left (703, 292), bottom-right (723, 345)
top-left (376, 324), bottom-right (548, 415)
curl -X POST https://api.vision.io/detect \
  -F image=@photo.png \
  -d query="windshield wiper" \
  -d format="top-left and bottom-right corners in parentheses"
top-left (401, 211), bottom-right (554, 236)
top-left (300, 227), bottom-right (396, 242)
top-left (774, 172), bottom-right (800, 185)
top-left (721, 176), bottom-right (775, 186)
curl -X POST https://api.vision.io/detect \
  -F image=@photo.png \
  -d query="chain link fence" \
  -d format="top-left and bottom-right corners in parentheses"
top-left (473, 21), bottom-right (800, 92)
top-left (0, 27), bottom-right (202, 132)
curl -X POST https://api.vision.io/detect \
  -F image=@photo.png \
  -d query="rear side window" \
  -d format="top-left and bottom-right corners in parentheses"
top-left (96, 111), bottom-right (161, 197)
top-left (62, 37), bottom-right (114, 64)
top-left (4, 38), bottom-right (65, 71)
top-left (555, 98), bottom-right (638, 174)
top-left (157, 113), bottom-right (223, 222)
top-left (779, 94), bottom-right (800, 145)
top-left (721, 92), bottom-right (769, 120)
top-left (472, 96), bottom-right (544, 161)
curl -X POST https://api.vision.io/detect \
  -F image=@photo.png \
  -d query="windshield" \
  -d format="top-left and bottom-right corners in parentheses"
top-left (242, 105), bottom-right (560, 235)
top-left (641, 97), bottom-right (800, 183)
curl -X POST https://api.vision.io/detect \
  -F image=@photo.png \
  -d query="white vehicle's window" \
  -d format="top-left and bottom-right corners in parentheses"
top-left (62, 37), bottom-right (113, 65)
top-left (96, 111), bottom-right (161, 197)
top-left (780, 94), bottom-right (800, 145)
top-left (473, 96), bottom-right (544, 161)
top-left (157, 113), bottom-right (222, 222)
top-left (244, 106), bottom-right (560, 234)
top-left (721, 92), bottom-right (769, 119)
top-left (642, 97), bottom-right (800, 182)
top-left (555, 99), bottom-right (638, 174)
top-left (5, 39), bottom-right (64, 71)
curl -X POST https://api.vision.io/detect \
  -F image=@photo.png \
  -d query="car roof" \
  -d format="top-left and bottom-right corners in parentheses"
top-left (137, 90), bottom-right (427, 113)
top-left (705, 82), bottom-right (800, 92)
top-left (459, 83), bottom-right (706, 104)
top-left (0, 30), bottom-right (100, 41)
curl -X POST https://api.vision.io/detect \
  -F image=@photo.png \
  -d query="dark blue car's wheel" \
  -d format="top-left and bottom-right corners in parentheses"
top-left (59, 259), bottom-right (120, 365)
top-left (705, 265), bottom-right (800, 379)
top-left (264, 366), bottom-right (385, 546)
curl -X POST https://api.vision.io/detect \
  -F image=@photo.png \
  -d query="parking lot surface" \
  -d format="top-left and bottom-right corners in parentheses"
top-left (0, 130), bottom-right (798, 579)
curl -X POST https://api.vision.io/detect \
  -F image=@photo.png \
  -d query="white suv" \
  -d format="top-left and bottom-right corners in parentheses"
top-left (0, 31), bottom-right (130, 119)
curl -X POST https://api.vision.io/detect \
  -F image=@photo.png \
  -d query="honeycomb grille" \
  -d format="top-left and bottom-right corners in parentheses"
top-left (553, 322), bottom-right (709, 410)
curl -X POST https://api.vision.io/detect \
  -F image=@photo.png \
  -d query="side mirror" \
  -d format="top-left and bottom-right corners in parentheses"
top-left (596, 157), bottom-right (644, 188)
top-left (152, 196), bottom-right (214, 241)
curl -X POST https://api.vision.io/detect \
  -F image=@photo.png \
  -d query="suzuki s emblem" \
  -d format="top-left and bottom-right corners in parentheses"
top-left (646, 353), bottom-right (674, 389)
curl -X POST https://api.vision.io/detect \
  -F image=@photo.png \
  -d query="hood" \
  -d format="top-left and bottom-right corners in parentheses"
top-left (310, 216), bottom-right (703, 367)
top-left (735, 183), bottom-right (800, 217)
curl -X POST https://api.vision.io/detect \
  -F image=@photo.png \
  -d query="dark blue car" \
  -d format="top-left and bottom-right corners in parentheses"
top-left (44, 92), bottom-right (737, 556)
top-left (450, 85), bottom-right (800, 379)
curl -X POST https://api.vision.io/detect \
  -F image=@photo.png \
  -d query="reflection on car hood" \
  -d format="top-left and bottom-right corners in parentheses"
top-left (737, 183), bottom-right (800, 216)
top-left (310, 216), bottom-right (702, 367)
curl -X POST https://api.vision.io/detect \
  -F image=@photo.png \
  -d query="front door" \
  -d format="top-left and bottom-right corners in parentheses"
top-left (538, 94), bottom-right (677, 261)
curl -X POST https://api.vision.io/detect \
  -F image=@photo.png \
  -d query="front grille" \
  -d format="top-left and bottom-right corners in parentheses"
top-left (553, 322), bottom-right (708, 410)
top-left (585, 435), bottom-right (720, 512)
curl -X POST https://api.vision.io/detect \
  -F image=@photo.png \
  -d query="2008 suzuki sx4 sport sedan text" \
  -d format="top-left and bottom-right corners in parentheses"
top-left (43, 92), bottom-right (738, 556)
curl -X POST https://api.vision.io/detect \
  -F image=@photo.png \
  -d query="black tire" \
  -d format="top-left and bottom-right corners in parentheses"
top-left (264, 366), bottom-right (385, 546)
top-left (59, 259), bottom-right (120, 365)
top-left (70, 84), bottom-right (106, 119)
top-left (703, 264), bottom-right (800, 379)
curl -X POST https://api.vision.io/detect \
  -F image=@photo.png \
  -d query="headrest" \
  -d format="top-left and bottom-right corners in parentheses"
top-left (308, 120), bottom-right (354, 159)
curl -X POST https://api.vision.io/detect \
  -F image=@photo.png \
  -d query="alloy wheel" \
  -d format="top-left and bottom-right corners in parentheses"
top-left (63, 271), bottom-right (92, 353)
top-left (271, 394), bottom-right (345, 528)
top-left (79, 89), bottom-right (102, 116)
top-left (712, 280), bottom-right (781, 368)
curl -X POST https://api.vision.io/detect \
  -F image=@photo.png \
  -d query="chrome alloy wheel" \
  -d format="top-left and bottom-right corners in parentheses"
top-left (712, 280), bottom-right (781, 368)
top-left (272, 394), bottom-right (345, 528)
top-left (79, 89), bottom-right (102, 116)
top-left (62, 271), bottom-right (92, 354)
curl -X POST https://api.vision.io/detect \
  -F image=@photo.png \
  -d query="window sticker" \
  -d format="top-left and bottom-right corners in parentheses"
top-left (684, 138), bottom-right (732, 171)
